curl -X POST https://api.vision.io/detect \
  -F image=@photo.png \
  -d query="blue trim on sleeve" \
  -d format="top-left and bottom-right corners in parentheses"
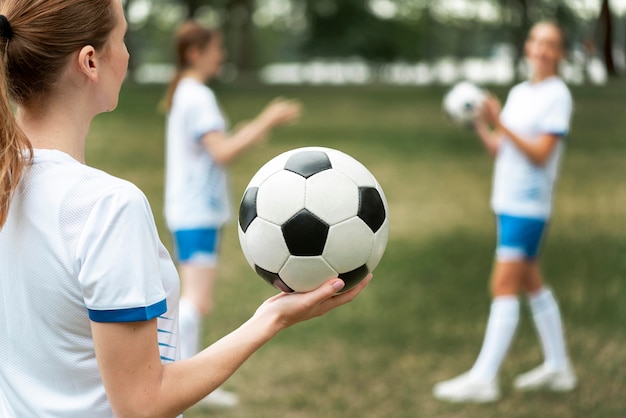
top-left (88, 299), bottom-right (167, 323)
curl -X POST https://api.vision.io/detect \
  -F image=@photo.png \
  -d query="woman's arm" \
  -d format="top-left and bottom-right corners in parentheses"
top-left (93, 275), bottom-right (370, 418)
top-left (474, 117), bottom-right (503, 157)
top-left (480, 95), bottom-right (560, 165)
top-left (497, 125), bottom-right (560, 166)
top-left (202, 98), bottom-right (301, 166)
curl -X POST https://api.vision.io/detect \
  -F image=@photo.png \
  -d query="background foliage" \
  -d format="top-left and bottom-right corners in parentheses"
top-left (123, 0), bottom-right (626, 77)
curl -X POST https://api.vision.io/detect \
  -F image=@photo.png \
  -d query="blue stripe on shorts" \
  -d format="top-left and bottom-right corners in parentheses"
top-left (496, 214), bottom-right (548, 261)
top-left (172, 228), bottom-right (220, 264)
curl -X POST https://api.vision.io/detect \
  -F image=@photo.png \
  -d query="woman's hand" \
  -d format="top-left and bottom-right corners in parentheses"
top-left (258, 98), bottom-right (302, 128)
top-left (480, 95), bottom-right (502, 128)
top-left (253, 274), bottom-right (373, 331)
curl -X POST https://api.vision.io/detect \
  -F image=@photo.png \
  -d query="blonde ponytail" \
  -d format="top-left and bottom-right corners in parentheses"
top-left (0, 62), bottom-right (31, 227)
top-left (162, 21), bottom-right (216, 112)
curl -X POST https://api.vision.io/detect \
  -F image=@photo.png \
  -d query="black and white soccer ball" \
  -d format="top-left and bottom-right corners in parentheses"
top-left (443, 81), bottom-right (487, 127)
top-left (238, 147), bottom-right (390, 293)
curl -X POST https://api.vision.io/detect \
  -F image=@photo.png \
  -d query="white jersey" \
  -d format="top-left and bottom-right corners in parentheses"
top-left (0, 149), bottom-right (180, 417)
top-left (165, 78), bottom-right (231, 230)
top-left (491, 76), bottom-right (572, 219)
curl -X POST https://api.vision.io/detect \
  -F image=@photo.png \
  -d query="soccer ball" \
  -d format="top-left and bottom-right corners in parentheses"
top-left (442, 81), bottom-right (487, 127)
top-left (238, 147), bottom-right (390, 293)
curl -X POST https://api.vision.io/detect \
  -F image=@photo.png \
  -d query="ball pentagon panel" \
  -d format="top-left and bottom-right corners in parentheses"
top-left (284, 150), bottom-right (332, 178)
top-left (255, 266), bottom-right (294, 293)
top-left (338, 265), bottom-right (370, 292)
top-left (357, 186), bottom-right (387, 233)
top-left (366, 217), bottom-right (390, 271)
top-left (239, 187), bottom-right (258, 233)
top-left (281, 209), bottom-right (329, 256)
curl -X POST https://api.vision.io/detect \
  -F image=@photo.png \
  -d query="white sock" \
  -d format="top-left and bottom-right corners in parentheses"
top-left (528, 287), bottom-right (568, 370)
top-left (470, 296), bottom-right (520, 381)
top-left (178, 297), bottom-right (202, 360)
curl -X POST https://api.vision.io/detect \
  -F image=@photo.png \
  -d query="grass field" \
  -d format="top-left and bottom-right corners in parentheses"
top-left (87, 80), bottom-right (626, 418)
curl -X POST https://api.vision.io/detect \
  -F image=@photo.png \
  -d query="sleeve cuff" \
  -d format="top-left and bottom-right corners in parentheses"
top-left (88, 299), bottom-right (167, 323)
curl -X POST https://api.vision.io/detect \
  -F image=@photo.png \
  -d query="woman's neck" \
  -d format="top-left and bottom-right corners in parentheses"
top-left (16, 99), bottom-right (92, 164)
top-left (531, 68), bottom-right (558, 84)
top-left (181, 68), bottom-right (209, 84)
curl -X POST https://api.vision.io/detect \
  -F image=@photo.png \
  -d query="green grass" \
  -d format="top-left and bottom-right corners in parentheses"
top-left (87, 80), bottom-right (626, 418)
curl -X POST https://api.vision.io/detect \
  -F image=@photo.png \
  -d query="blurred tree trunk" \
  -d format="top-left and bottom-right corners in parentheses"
top-left (123, 0), bottom-right (139, 79)
top-left (225, 0), bottom-right (255, 71)
top-left (596, 0), bottom-right (617, 76)
top-left (498, 0), bottom-right (532, 81)
top-left (183, 0), bottom-right (205, 18)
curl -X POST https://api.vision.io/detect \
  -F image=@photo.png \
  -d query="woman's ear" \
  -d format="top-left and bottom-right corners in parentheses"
top-left (76, 45), bottom-right (99, 82)
top-left (185, 45), bottom-right (200, 67)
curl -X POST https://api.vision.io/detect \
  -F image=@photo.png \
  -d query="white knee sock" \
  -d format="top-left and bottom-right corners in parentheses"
top-left (178, 297), bottom-right (202, 360)
top-left (470, 296), bottom-right (520, 381)
top-left (528, 287), bottom-right (568, 369)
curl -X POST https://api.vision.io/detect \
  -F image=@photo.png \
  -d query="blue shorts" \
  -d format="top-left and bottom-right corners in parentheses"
top-left (495, 214), bottom-right (548, 261)
top-left (172, 228), bottom-right (220, 265)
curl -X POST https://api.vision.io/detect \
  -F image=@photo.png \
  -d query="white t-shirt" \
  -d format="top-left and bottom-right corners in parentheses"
top-left (491, 76), bottom-right (572, 219)
top-left (0, 149), bottom-right (180, 417)
top-left (164, 78), bottom-right (231, 230)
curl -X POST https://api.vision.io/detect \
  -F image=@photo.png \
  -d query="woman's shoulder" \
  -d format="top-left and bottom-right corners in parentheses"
top-left (81, 168), bottom-right (148, 208)
top-left (175, 78), bottom-right (216, 103)
top-left (44, 157), bottom-right (151, 215)
top-left (29, 150), bottom-right (152, 229)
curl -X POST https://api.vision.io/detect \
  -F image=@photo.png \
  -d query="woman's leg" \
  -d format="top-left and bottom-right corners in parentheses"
top-left (469, 260), bottom-right (528, 381)
top-left (178, 264), bottom-right (216, 360)
top-left (433, 259), bottom-right (526, 403)
top-left (515, 263), bottom-right (576, 391)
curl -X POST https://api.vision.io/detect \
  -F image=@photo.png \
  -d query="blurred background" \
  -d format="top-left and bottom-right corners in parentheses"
top-left (92, 1), bottom-right (626, 417)
top-left (124, 0), bottom-right (625, 86)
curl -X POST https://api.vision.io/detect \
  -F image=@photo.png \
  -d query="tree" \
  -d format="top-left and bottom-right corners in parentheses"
top-left (301, 0), bottom-right (423, 61)
top-left (596, 0), bottom-right (617, 76)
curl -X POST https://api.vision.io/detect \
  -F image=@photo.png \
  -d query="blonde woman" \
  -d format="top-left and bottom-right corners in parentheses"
top-left (162, 21), bottom-right (301, 407)
top-left (433, 21), bottom-right (577, 403)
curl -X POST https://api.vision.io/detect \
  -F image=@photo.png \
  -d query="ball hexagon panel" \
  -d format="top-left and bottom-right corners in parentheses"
top-left (325, 149), bottom-right (378, 188)
top-left (237, 225), bottom-right (253, 269)
top-left (256, 170), bottom-right (306, 225)
top-left (305, 169), bottom-right (359, 225)
top-left (285, 150), bottom-right (332, 178)
top-left (323, 217), bottom-right (374, 274)
top-left (279, 256), bottom-right (338, 292)
top-left (281, 209), bottom-right (329, 256)
top-left (245, 151), bottom-right (294, 188)
top-left (358, 187), bottom-right (387, 233)
top-left (243, 218), bottom-right (290, 273)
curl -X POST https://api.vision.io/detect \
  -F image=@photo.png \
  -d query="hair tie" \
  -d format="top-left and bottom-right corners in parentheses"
top-left (0, 15), bottom-right (13, 40)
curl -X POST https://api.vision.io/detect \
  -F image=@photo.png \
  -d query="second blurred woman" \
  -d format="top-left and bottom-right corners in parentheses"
top-left (163, 21), bottom-right (301, 407)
